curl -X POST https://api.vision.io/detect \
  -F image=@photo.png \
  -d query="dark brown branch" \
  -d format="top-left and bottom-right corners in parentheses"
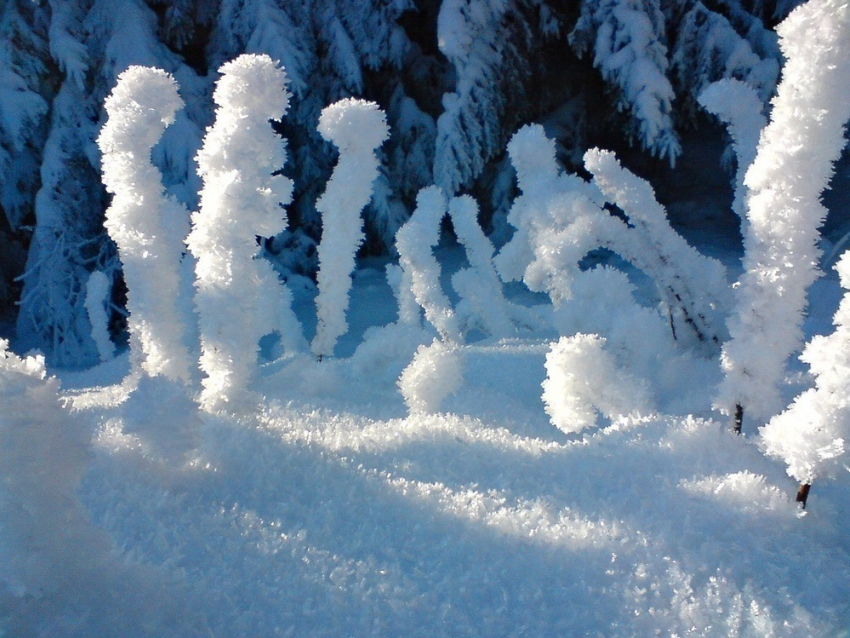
top-left (796, 482), bottom-right (811, 509)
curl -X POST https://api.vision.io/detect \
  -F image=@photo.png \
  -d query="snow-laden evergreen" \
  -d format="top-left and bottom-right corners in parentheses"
top-left (395, 186), bottom-right (461, 343)
top-left (15, 0), bottom-right (206, 367)
top-left (570, 0), bottom-right (680, 165)
top-left (760, 250), bottom-right (850, 485)
top-left (0, 0), bottom-right (50, 231)
top-left (542, 333), bottom-right (652, 433)
top-left (98, 66), bottom-right (193, 382)
top-left (311, 98), bottom-right (389, 359)
top-left (670, 3), bottom-right (779, 120)
top-left (698, 79), bottom-right (767, 234)
top-left (716, 0), bottom-right (850, 424)
top-left (187, 54), bottom-right (300, 409)
top-left (434, 0), bottom-right (541, 193)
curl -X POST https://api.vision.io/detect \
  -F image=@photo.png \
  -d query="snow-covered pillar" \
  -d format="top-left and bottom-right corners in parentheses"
top-left (98, 66), bottom-right (193, 382)
top-left (187, 54), bottom-right (297, 410)
top-left (716, 0), bottom-right (850, 427)
top-left (311, 98), bottom-right (389, 359)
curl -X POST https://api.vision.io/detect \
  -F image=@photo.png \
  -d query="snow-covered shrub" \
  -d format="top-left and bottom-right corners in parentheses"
top-left (311, 98), bottom-right (389, 359)
top-left (585, 148), bottom-right (731, 351)
top-left (395, 186), bottom-right (461, 343)
top-left (85, 270), bottom-right (115, 363)
top-left (542, 333), bottom-right (652, 433)
top-left (98, 65), bottom-right (193, 382)
top-left (551, 266), bottom-right (718, 416)
top-left (716, 0), bottom-right (850, 425)
top-left (697, 79), bottom-right (767, 235)
top-left (187, 54), bottom-right (301, 410)
top-left (495, 124), bottom-right (605, 302)
top-left (398, 338), bottom-right (464, 415)
top-left (497, 124), bottom-right (729, 350)
top-left (760, 250), bottom-right (850, 486)
top-left (0, 341), bottom-right (109, 598)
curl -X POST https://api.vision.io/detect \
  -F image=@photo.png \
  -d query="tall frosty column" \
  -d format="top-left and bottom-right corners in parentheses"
top-left (187, 54), bottom-right (298, 410)
top-left (98, 66), bottom-right (193, 382)
top-left (715, 0), bottom-right (850, 429)
top-left (311, 99), bottom-right (389, 359)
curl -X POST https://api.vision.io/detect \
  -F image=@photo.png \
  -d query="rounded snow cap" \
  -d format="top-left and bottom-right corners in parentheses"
top-left (318, 98), bottom-right (389, 153)
top-left (507, 124), bottom-right (559, 190)
top-left (214, 54), bottom-right (290, 120)
top-left (101, 66), bottom-right (183, 151)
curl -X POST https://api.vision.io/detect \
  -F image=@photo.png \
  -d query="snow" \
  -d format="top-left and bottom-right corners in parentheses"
top-left (5, 10), bottom-right (850, 633)
top-left (3, 240), bottom-right (850, 637)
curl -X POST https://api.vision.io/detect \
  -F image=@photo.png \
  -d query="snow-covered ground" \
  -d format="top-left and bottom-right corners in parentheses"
top-left (2, 241), bottom-right (849, 638)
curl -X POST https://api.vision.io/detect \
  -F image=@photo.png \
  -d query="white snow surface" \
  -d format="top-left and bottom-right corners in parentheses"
top-left (3, 243), bottom-right (850, 637)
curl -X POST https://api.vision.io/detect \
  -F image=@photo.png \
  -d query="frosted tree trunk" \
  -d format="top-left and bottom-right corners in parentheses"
top-left (187, 54), bottom-right (298, 410)
top-left (84, 270), bottom-right (115, 363)
top-left (716, 0), bottom-right (850, 428)
top-left (98, 66), bottom-right (193, 383)
top-left (311, 98), bottom-right (389, 359)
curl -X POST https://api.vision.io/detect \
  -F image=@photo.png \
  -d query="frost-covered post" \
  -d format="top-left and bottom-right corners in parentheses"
top-left (761, 251), bottom-right (850, 508)
top-left (187, 54), bottom-right (299, 410)
top-left (311, 99), bottom-right (389, 359)
top-left (716, 0), bottom-right (850, 431)
top-left (98, 66), bottom-right (193, 382)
